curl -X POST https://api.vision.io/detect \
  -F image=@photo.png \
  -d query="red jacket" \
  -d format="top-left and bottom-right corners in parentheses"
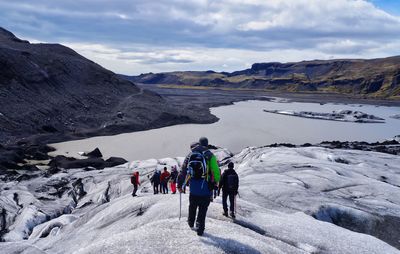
top-left (131, 172), bottom-right (140, 185)
top-left (160, 171), bottom-right (170, 182)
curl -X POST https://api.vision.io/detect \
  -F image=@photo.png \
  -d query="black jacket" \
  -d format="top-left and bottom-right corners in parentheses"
top-left (219, 168), bottom-right (239, 194)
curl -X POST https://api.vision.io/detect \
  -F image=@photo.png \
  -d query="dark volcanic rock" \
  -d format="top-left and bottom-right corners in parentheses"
top-left (48, 155), bottom-right (127, 170)
top-left (84, 148), bottom-right (103, 158)
top-left (49, 156), bottom-right (106, 169)
top-left (319, 140), bottom-right (400, 155)
top-left (0, 144), bottom-right (54, 172)
top-left (105, 157), bottom-right (128, 167)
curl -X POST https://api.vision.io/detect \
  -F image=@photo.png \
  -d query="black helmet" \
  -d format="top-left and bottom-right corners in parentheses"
top-left (199, 137), bottom-right (208, 147)
top-left (228, 162), bottom-right (234, 169)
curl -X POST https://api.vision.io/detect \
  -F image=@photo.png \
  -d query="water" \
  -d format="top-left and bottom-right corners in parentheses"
top-left (50, 99), bottom-right (400, 161)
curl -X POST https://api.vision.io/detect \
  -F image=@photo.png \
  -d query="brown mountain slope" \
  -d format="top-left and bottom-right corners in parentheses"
top-left (130, 57), bottom-right (400, 99)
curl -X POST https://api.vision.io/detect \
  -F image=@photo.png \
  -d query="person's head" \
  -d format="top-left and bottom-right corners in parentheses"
top-left (228, 162), bottom-right (234, 169)
top-left (199, 137), bottom-right (208, 147)
top-left (164, 167), bottom-right (167, 171)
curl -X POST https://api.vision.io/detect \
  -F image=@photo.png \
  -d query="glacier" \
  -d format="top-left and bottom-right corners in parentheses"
top-left (1, 146), bottom-right (400, 253)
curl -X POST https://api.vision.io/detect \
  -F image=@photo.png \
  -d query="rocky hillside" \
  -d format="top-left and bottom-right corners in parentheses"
top-left (130, 56), bottom-right (400, 99)
top-left (0, 28), bottom-right (215, 145)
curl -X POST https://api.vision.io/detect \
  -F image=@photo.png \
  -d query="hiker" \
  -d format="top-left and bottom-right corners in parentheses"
top-left (170, 166), bottom-right (178, 194)
top-left (131, 171), bottom-right (140, 197)
top-left (218, 162), bottom-right (239, 218)
top-left (150, 169), bottom-right (161, 194)
top-left (178, 137), bottom-right (220, 236)
top-left (160, 167), bottom-right (170, 194)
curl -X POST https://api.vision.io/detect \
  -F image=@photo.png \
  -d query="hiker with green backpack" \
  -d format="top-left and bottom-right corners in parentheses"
top-left (178, 137), bottom-right (220, 236)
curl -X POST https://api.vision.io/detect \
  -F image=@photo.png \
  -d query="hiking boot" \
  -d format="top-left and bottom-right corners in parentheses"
top-left (188, 221), bottom-right (194, 228)
top-left (230, 212), bottom-right (236, 218)
top-left (197, 229), bottom-right (204, 236)
top-left (223, 211), bottom-right (228, 217)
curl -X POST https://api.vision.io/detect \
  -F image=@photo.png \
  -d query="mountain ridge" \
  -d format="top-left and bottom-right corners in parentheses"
top-left (129, 56), bottom-right (400, 99)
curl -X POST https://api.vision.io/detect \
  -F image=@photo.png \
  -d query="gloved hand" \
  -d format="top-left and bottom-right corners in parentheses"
top-left (178, 188), bottom-right (183, 193)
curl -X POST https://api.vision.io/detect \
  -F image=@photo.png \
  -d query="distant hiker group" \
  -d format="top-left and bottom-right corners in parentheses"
top-left (129, 137), bottom-right (240, 236)
top-left (149, 165), bottom-right (178, 194)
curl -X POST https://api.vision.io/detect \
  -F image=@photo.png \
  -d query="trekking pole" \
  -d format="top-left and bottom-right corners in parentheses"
top-left (179, 191), bottom-right (182, 220)
top-left (234, 194), bottom-right (237, 216)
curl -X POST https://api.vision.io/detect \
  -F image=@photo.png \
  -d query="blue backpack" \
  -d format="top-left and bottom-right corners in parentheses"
top-left (187, 152), bottom-right (207, 180)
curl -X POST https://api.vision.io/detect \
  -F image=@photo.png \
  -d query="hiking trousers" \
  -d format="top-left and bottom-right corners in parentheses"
top-left (132, 184), bottom-right (138, 196)
top-left (222, 191), bottom-right (235, 213)
top-left (188, 195), bottom-right (211, 232)
top-left (153, 183), bottom-right (159, 194)
top-left (170, 182), bottom-right (177, 193)
top-left (161, 181), bottom-right (168, 194)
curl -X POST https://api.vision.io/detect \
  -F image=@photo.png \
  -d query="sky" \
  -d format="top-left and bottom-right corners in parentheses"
top-left (0, 0), bottom-right (400, 75)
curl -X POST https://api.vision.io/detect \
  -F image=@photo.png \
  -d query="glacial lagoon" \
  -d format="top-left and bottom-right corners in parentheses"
top-left (51, 99), bottom-right (400, 161)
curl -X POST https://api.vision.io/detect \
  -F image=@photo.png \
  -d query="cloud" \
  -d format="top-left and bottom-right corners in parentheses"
top-left (60, 41), bottom-right (400, 75)
top-left (1, 0), bottom-right (400, 74)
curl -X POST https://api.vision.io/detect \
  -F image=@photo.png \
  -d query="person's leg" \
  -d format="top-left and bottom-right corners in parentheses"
top-left (171, 182), bottom-right (176, 193)
top-left (222, 191), bottom-right (228, 215)
top-left (132, 184), bottom-right (138, 196)
top-left (229, 193), bottom-right (236, 218)
top-left (153, 184), bottom-right (157, 194)
top-left (188, 195), bottom-right (198, 228)
top-left (196, 196), bottom-right (210, 235)
top-left (229, 193), bottom-right (235, 216)
top-left (166, 181), bottom-right (169, 194)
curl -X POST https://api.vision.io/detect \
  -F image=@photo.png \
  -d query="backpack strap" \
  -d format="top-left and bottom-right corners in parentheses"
top-left (202, 151), bottom-right (208, 179)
